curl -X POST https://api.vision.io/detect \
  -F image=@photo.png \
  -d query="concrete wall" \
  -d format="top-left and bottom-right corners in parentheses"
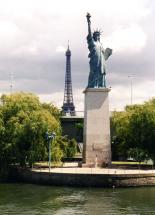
top-left (16, 168), bottom-right (155, 188)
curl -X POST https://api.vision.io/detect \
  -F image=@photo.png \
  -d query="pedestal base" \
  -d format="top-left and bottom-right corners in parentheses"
top-left (83, 88), bottom-right (111, 167)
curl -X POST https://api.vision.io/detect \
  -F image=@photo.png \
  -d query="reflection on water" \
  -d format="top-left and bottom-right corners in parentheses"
top-left (0, 183), bottom-right (155, 215)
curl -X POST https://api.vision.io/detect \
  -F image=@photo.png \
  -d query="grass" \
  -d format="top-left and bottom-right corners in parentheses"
top-left (34, 160), bottom-right (153, 167)
top-left (112, 161), bottom-right (151, 165)
top-left (34, 161), bottom-right (63, 167)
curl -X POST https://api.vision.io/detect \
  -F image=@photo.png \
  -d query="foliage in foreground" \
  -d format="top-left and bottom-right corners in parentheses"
top-left (0, 92), bottom-right (77, 170)
top-left (51, 136), bottom-right (77, 162)
top-left (111, 98), bottom-right (155, 163)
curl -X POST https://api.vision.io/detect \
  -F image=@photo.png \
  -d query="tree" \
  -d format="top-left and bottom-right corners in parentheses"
top-left (127, 148), bottom-right (148, 164)
top-left (111, 98), bottom-right (155, 162)
top-left (51, 136), bottom-right (77, 162)
top-left (0, 92), bottom-right (78, 171)
top-left (42, 103), bottom-right (61, 121)
top-left (128, 103), bottom-right (155, 162)
top-left (0, 92), bottom-right (61, 168)
top-left (111, 110), bottom-right (131, 160)
top-left (66, 139), bottom-right (77, 158)
top-left (0, 108), bottom-right (6, 170)
top-left (75, 122), bottom-right (83, 142)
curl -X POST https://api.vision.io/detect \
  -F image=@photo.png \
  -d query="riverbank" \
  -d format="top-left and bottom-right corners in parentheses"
top-left (14, 164), bottom-right (155, 188)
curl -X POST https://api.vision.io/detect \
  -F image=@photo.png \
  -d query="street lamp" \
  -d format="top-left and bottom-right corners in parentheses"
top-left (45, 131), bottom-right (56, 172)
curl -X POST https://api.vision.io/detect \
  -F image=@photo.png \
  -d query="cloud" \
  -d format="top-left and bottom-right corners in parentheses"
top-left (0, 0), bottom-right (154, 111)
top-left (56, 46), bottom-right (66, 53)
top-left (104, 24), bottom-right (147, 53)
top-left (39, 92), bottom-right (63, 108)
top-left (109, 79), bottom-right (155, 110)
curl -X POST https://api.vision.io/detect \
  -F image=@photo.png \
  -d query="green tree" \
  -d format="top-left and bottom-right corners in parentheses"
top-left (111, 110), bottom-right (131, 160)
top-left (42, 103), bottom-right (61, 121)
top-left (75, 122), bottom-right (83, 142)
top-left (127, 148), bottom-right (148, 164)
top-left (51, 136), bottom-right (77, 162)
top-left (0, 92), bottom-right (61, 168)
top-left (66, 139), bottom-right (77, 158)
top-left (0, 108), bottom-right (6, 170)
top-left (111, 98), bottom-right (155, 163)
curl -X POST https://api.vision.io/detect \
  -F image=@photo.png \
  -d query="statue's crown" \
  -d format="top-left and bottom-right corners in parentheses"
top-left (93, 29), bottom-right (102, 36)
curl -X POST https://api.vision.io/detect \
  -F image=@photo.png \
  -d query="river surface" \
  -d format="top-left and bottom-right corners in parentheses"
top-left (0, 183), bottom-right (155, 215)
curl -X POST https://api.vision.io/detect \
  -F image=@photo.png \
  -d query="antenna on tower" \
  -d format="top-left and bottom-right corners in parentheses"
top-left (10, 71), bottom-right (14, 94)
top-left (68, 40), bottom-right (69, 49)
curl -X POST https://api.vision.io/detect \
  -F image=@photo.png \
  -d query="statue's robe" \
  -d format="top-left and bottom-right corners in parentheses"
top-left (87, 34), bottom-right (112, 88)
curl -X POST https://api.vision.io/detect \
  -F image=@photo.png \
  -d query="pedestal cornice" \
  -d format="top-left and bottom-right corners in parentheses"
top-left (83, 87), bottom-right (111, 94)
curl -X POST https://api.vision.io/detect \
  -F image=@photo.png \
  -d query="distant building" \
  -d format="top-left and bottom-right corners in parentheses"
top-left (61, 115), bottom-right (83, 143)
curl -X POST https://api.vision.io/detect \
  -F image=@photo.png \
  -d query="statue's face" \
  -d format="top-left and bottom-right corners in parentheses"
top-left (94, 34), bottom-right (100, 41)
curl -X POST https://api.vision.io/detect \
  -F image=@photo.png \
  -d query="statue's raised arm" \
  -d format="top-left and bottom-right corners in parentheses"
top-left (86, 13), bottom-right (92, 37)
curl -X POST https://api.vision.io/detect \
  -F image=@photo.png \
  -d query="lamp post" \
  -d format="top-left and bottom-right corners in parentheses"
top-left (45, 131), bottom-right (56, 172)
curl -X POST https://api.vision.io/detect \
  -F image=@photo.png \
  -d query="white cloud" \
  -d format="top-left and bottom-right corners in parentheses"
top-left (109, 80), bottom-right (155, 111)
top-left (55, 46), bottom-right (66, 53)
top-left (39, 92), bottom-right (63, 108)
top-left (100, 0), bottom-right (150, 19)
top-left (104, 24), bottom-right (147, 53)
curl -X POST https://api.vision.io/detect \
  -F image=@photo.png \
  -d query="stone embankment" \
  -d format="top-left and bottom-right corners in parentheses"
top-left (15, 166), bottom-right (155, 187)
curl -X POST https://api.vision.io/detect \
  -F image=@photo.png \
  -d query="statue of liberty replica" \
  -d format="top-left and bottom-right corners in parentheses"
top-left (82, 13), bottom-right (112, 167)
top-left (86, 13), bottom-right (112, 88)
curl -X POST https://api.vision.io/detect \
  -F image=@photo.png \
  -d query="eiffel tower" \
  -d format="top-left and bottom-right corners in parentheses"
top-left (62, 44), bottom-right (75, 116)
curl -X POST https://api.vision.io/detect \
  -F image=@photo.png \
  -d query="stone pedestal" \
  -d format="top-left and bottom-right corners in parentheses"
top-left (82, 88), bottom-right (111, 167)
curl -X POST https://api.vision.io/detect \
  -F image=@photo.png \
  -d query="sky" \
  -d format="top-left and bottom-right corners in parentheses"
top-left (0, 0), bottom-right (155, 112)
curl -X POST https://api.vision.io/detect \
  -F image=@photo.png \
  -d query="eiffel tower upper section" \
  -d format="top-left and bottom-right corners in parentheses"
top-left (62, 45), bottom-right (75, 116)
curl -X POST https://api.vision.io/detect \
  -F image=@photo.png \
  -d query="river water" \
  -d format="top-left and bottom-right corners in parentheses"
top-left (0, 183), bottom-right (155, 215)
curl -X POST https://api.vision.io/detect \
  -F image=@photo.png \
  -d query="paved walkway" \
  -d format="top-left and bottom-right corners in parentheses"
top-left (33, 163), bottom-right (155, 175)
